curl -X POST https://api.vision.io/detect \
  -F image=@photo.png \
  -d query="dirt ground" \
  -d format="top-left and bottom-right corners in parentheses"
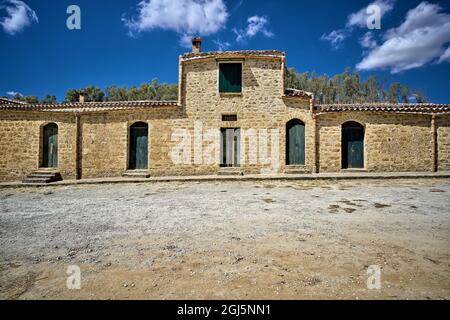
top-left (0, 178), bottom-right (449, 300)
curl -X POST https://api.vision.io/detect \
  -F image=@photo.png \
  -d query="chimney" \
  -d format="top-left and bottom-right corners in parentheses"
top-left (192, 37), bottom-right (202, 53)
top-left (79, 92), bottom-right (86, 103)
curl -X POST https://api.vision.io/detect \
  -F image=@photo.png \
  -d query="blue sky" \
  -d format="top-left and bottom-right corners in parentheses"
top-left (0, 0), bottom-right (449, 102)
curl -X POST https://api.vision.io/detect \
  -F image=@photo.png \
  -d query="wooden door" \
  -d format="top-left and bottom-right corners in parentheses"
top-left (129, 123), bottom-right (148, 170)
top-left (342, 122), bottom-right (364, 169)
top-left (42, 123), bottom-right (58, 168)
top-left (286, 120), bottom-right (305, 165)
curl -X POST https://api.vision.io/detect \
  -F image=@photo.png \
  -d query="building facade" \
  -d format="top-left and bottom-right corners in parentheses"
top-left (1, 40), bottom-right (449, 182)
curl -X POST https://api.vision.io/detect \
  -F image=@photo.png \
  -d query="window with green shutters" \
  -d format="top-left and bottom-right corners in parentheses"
top-left (219, 63), bottom-right (242, 93)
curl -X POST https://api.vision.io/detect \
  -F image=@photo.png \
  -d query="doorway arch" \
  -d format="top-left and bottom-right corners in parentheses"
top-left (342, 121), bottom-right (364, 169)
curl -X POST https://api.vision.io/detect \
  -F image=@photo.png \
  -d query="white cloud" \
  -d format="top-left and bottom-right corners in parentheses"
top-left (320, 29), bottom-right (348, 50)
top-left (439, 46), bottom-right (450, 63)
top-left (233, 0), bottom-right (244, 11)
top-left (213, 38), bottom-right (231, 51)
top-left (6, 91), bottom-right (21, 96)
top-left (346, 0), bottom-right (395, 28)
top-left (321, 0), bottom-right (394, 49)
top-left (0, 0), bottom-right (38, 35)
top-left (359, 31), bottom-right (377, 49)
top-left (357, 2), bottom-right (450, 73)
top-left (123, 0), bottom-right (228, 47)
top-left (232, 15), bottom-right (273, 42)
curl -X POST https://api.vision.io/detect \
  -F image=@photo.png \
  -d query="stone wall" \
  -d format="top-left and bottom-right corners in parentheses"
top-left (79, 107), bottom-right (184, 178)
top-left (317, 112), bottom-right (434, 172)
top-left (0, 54), bottom-right (449, 182)
top-left (437, 114), bottom-right (450, 171)
top-left (181, 56), bottom-right (315, 175)
top-left (0, 111), bottom-right (77, 181)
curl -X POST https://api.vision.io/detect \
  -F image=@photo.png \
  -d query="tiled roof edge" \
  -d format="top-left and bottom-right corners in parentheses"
top-left (315, 103), bottom-right (450, 113)
top-left (181, 50), bottom-right (285, 61)
top-left (0, 100), bottom-right (179, 112)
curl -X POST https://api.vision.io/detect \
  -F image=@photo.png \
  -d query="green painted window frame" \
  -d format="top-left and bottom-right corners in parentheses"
top-left (218, 63), bottom-right (242, 93)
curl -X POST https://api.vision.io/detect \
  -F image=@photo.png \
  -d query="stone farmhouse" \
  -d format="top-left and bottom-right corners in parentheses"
top-left (0, 38), bottom-right (449, 183)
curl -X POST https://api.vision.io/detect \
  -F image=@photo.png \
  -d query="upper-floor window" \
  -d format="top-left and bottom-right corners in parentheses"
top-left (219, 63), bottom-right (242, 93)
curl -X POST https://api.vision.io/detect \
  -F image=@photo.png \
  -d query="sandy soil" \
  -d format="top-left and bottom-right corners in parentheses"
top-left (0, 178), bottom-right (449, 300)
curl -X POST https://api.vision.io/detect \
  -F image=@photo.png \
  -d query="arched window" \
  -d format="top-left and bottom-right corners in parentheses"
top-left (286, 119), bottom-right (305, 165)
top-left (42, 123), bottom-right (58, 168)
top-left (129, 122), bottom-right (148, 170)
top-left (342, 121), bottom-right (364, 169)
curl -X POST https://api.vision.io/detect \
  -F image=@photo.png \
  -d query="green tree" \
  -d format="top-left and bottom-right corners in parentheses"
top-left (399, 85), bottom-right (411, 103)
top-left (412, 91), bottom-right (427, 103)
top-left (13, 94), bottom-right (39, 104)
top-left (41, 95), bottom-right (57, 104)
top-left (283, 67), bottom-right (424, 104)
top-left (104, 80), bottom-right (178, 102)
top-left (362, 76), bottom-right (382, 102)
top-left (65, 86), bottom-right (104, 102)
top-left (65, 89), bottom-right (81, 102)
top-left (104, 86), bottom-right (128, 101)
top-left (83, 86), bottom-right (105, 102)
top-left (387, 82), bottom-right (401, 103)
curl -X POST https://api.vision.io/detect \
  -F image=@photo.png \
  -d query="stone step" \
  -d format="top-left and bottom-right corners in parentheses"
top-left (122, 170), bottom-right (151, 178)
top-left (217, 167), bottom-right (244, 176)
top-left (23, 171), bottom-right (62, 184)
top-left (22, 177), bottom-right (53, 184)
top-left (28, 173), bottom-right (59, 178)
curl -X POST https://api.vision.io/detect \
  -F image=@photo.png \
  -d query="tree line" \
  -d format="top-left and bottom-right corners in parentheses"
top-left (4, 69), bottom-right (427, 104)
top-left (4, 79), bottom-right (178, 104)
top-left (284, 68), bottom-right (427, 104)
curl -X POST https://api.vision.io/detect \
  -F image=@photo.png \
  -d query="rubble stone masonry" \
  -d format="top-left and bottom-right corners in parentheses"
top-left (0, 51), bottom-right (448, 181)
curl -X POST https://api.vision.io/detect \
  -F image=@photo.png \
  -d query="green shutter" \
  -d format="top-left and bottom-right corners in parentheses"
top-left (219, 63), bottom-right (242, 93)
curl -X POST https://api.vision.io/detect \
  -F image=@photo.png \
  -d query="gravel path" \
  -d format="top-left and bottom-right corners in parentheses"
top-left (0, 179), bottom-right (449, 299)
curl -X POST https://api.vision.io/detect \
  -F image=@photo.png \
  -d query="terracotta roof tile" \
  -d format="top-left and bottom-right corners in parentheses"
top-left (181, 50), bottom-right (285, 61)
top-left (284, 88), bottom-right (314, 98)
top-left (315, 103), bottom-right (450, 113)
top-left (0, 97), bottom-right (28, 105)
top-left (0, 100), bottom-right (179, 112)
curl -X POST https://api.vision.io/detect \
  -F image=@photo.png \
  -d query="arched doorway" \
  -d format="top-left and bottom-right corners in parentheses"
top-left (286, 119), bottom-right (305, 165)
top-left (129, 122), bottom-right (148, 170)
top-left (42, 123), bottom-right (58, 168)
top-left (342, 121), bottom-right (364, 169)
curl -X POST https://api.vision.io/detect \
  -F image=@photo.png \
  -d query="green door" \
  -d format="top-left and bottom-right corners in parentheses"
top-left (42, 123), bottom-right (58, 168)
top-left (286, 120), bottom-right (305, 165)
top-left (342, 122), bottom-right (364, 169)
top-left (129, 123), bottom-right (148, 170)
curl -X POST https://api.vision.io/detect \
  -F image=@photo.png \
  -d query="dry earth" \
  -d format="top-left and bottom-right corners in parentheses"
top-left (0, 178), bottom-right (449, 300)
